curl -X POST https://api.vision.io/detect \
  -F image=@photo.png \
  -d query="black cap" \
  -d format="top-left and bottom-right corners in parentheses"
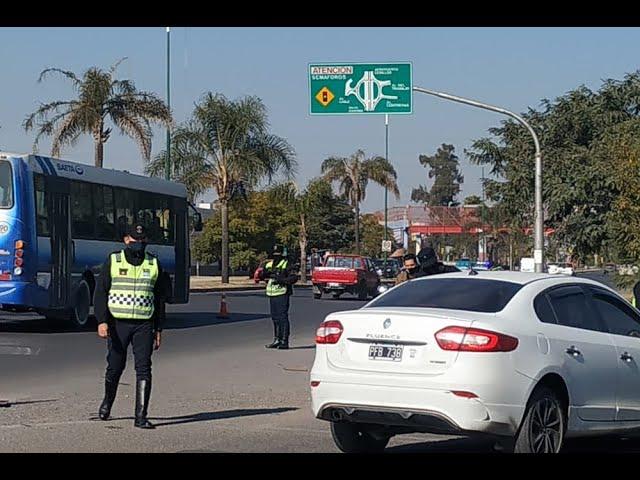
top-left (125, 224), bottom-right (147, 241)
top-left (272, 244), bottom-right (284, 256)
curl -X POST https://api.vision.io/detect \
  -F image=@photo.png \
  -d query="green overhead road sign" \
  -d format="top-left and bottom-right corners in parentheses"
top-left (309, 63), bottom-right (412, 115)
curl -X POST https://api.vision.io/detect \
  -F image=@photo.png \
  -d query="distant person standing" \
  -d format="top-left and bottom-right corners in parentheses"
top-left (259, 245), bottom-right (298, 349)
top-left (395, 254), bottom-right (423, 285)
top-left (633, 280), bottom-right (640, 308)
top-left (310, 248), bottom-right (322, 272)
top-left (417, 245), bottom-right (459, 275)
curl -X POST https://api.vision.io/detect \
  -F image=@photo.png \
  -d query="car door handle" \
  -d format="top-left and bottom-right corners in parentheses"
top-left (621, 352), bottom-right (634, 363)
top-left (566, 346), bottom-right (581, 357)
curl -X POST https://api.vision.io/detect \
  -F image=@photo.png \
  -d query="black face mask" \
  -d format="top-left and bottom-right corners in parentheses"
top-left (126, 241), bottom-right (147, 257)
top-left (406, 265), bottom-right (419, 275)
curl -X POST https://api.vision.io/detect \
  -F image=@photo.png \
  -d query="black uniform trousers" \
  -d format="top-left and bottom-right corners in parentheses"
top-left (106, 320), bottom-right (154, 383)
top-left (269, 294), bottom-right (291, 341)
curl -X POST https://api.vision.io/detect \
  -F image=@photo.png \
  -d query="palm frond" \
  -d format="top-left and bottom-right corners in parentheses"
top-left (50, 112), bottom-right (85, 157)
top-left (38, 68), bottom-right (81, 89)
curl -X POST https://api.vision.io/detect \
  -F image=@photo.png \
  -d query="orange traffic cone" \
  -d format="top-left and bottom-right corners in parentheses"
top-left (217, 293), bottom-right (229, 319)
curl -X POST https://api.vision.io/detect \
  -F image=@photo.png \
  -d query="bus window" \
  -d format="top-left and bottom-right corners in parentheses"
top-left (0, 161), bottom-right (13, 208)
top-left (71, 181), bottom-right (94, 238)
top-left (34, 174), bottom-right (49, 236)
top-left (115, 188), bottom-right (135, 238)
top-left (92, 184), bottom-right (116, 241)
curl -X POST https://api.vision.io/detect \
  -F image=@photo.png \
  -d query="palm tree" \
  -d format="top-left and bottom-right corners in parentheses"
top-left (321, 149), bottom-right (399, 254)
top-left (146, 93), bottom-right (296, 283)
top-left (268, 181), bottom-right (312, 283)
top-left (24, 58), bottom-right (172, 168)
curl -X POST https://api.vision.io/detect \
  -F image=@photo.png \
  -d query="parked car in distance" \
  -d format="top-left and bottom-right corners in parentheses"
top-left (455, 258), bottom-right (472, 270)
top-left (373, 258), bottom-right (402, 279)
top-left (312, 254), bottom-right (380, 300)
top-left (253, 260), bottom-right (268, 284)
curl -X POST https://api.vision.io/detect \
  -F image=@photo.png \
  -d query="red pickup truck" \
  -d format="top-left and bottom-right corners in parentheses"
top-left (311, 254), bottom-right (380, 300)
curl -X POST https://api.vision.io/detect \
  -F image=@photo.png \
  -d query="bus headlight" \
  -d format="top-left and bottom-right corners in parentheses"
top-left (13, 267), bottom-right (22, 276)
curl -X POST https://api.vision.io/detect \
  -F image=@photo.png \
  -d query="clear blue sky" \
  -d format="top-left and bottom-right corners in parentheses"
top-left (0, 27), bottom-right (639, 212)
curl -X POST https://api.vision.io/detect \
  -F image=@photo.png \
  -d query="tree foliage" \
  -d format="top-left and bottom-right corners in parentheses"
top-left (412, 144), bottom-right (464, 206)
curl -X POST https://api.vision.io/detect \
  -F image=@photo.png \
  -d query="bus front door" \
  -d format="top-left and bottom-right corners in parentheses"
top-left (46, 176), bottom-right (72, 308)
top-left (173, 197), bottom-right (189, 303)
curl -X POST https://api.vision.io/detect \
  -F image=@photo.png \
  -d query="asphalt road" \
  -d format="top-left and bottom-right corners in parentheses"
top-left (0, 272), bottom-right (637, 453)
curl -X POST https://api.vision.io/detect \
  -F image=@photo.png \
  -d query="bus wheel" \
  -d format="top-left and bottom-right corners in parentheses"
top-left (71, 280), bottom-right (92, 328)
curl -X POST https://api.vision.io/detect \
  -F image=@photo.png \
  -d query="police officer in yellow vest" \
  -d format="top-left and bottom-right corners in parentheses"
top-left (95, 224), bottom-right (169, 429)
top-left (259, 245), bottom-right (298, 349)
top-left (633, 280), bottom-right (640, 308)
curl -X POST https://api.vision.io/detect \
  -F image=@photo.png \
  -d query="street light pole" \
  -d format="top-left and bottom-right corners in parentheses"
top-left (165, 26), bottom-right (171, 181)
top-left (384, 114), bottom-right (389, 267)
top-left (412, 86), bottom-right (544, 273)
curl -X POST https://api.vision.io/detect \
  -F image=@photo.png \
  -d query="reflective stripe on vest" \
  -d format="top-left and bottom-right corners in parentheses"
top-left (265, 259), bottom-right (288, 297)
top-left (108, 251), bottom-right (159, 320)
top-left (634, 297), bottom-right (637, 308)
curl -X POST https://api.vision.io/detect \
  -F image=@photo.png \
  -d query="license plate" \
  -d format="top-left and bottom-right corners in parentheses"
top-left (328, 283), bottom-right (341, 287)
top-left (369, 345), bottom-right (403, 361)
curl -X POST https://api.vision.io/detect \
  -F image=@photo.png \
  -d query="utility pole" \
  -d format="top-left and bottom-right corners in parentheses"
top-left (165, 27), bottom-right (171, 181)
top-left (413, 86), bottom-right (544, 272)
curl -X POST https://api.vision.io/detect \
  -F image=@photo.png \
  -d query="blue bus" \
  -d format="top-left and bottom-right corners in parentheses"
top-left (0, 152), bottom-right (202, 327)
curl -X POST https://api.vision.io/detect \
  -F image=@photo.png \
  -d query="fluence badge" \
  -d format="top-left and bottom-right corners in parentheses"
top-left (119, 268), bottom-right (128, 276)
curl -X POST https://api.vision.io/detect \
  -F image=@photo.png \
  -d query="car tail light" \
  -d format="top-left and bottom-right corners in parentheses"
top-left (316, 320), bottom-right (344, 344)
top-left (435, 326), bottom-right (518, 352)
top-left (310, 381), bottom-right (320, 387)
top-left (14, 240), bottom-right (24, 275)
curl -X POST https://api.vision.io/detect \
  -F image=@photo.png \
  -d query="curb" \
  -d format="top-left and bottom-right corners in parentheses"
top-left (190, 283), bottom-right (314, 293)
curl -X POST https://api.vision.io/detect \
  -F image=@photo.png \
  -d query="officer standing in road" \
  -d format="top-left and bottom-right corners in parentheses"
top-left (633, 280), bottom-right (640, 308)
top-left (95, 224), bottom-right (169, 429)
top-left (260, 245), bottom-right (298, 350)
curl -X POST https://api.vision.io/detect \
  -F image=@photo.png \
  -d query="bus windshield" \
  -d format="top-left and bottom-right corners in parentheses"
top-left (0, 161), bottom-right (13, 208)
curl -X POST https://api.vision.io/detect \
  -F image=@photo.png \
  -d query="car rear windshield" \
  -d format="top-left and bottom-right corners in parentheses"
top-left (0, 161), bottom-right (13, 208)
top-left (325, 257), bottom-right (363, 269)
top-left (366, 278), bottom-right (523, 313)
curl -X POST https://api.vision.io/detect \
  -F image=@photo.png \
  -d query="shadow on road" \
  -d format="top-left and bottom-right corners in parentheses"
top-left (386, 436), bottom-right (496, 453)
top-left (7, 399), bottom-right (59, 406)
top-left (164, 312), bottom-right (269, 329)
top-left (0, 317), bottom-right (96, 334)
top-left (151, 407), bottom-right (299, 427)
top-left (288, 345), bottom-right (315, 350)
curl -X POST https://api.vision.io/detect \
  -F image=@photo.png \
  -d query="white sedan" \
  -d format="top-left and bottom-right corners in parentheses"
top-left (310, 271), bottom-right (640, 453)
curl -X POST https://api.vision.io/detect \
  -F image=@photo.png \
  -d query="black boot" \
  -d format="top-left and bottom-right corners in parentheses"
top-left (265, 323), bottom-right (281, 349)
top-left (134, 379), bottom-right (155, 429)
top-left (98, 379), bottom-right (118, 420)
top-left (277, 320), bottom-right (290, 349)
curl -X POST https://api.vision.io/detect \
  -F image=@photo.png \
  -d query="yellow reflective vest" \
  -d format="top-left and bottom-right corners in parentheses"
top-left (107, 251), bottom-right (159, 320)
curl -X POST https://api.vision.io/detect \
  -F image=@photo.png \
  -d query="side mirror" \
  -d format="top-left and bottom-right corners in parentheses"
top-left (188, 203), bottom-right (204, 232)
top-left (194, 213), bottom-right (203, 232)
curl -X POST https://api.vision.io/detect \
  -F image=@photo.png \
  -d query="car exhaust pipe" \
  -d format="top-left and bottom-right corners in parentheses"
top-left (330, 409), bottom-right (344, 421)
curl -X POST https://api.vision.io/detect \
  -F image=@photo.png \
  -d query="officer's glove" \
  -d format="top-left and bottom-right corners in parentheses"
top-left (275, 273), bottom-right (288, 284)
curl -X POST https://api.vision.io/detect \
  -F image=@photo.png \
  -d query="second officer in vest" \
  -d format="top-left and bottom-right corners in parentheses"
top-left (95, 224), bottom-right (169, 429)
top-left (259, 245), bottom-right (298, 349)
